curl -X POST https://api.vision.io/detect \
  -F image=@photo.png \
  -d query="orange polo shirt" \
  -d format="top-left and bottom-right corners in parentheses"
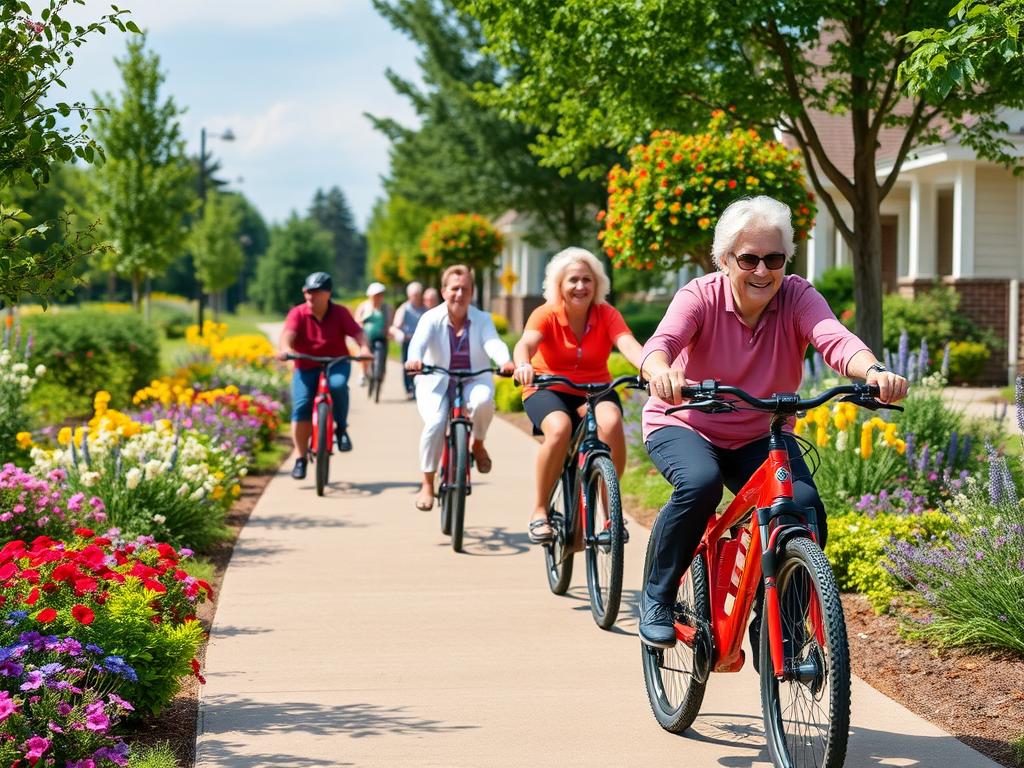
top-left (523, 301), bottom-right (631, 398)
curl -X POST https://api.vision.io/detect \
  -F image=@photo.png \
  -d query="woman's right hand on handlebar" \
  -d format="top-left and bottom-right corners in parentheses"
top-left (513, 362), bottom-right (534, 387)
top-left (648, 368), bottom-right (690, 405)
top-left (405, 359), bottom-right (424, 373)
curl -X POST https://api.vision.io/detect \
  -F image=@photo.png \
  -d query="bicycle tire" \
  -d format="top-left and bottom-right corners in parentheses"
top-left (641, 532), bottom-right (710, 733)
top-left (760, 536), bottom-right (850, 768)
top-left (439, 466), bottom-right (452, 536)
top-left (585, 455), bottom-right (624, 629)
top-left (450, 422), bottom-right (469, 552)
top-left (544, 468), bottom-right (574, 594)
top-left (374, 344), bottom-right (386, 403)
top-left (315, 401), bottom-right (330, 496)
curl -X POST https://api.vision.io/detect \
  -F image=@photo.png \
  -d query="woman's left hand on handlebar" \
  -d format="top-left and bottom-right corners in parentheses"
top-left (405, 359), bottom-right (424, 373)
top-left (513, 362), bottom-right (534, 386)
top-left (867, 369), bottom-right (909, 404)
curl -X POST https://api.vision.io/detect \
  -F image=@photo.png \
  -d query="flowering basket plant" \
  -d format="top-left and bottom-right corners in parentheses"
top-left (419, 213), bottom-right (503, 273)
top-left (599, 111), bottom-right (815, 273)
top-left (0, 531), bottom-right (210, 716)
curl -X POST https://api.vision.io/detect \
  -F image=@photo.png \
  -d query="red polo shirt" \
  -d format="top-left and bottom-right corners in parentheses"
top-left (523, 301), bottom-right (631, 397)
top-left (284, 302), bottom-right (363, 370)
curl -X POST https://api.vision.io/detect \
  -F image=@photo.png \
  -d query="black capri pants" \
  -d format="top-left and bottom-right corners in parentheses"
top-left (644, 425), bottom-right (827, 608)
top-left (524, 388), bottom-right (622, 435)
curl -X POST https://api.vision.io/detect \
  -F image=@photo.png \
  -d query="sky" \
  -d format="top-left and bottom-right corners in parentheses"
top-left (59, 0), bottom-right (422, 230)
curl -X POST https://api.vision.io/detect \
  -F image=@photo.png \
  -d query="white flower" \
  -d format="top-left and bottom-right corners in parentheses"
top-left (80, 471), bottom-right (101, 488)
top-left (125, 468), bottom-right (143, 490)
top-left (34, 364), bottom-right (45, 377)
top-left (152, 513), bottom-right (166, 525)
top-left (11, 363), bottom-right (27, 375)
top-left (176, 483), bottom-right (190, 497)
top-left (835, 430), bottom-right (848, 452)
top-left (143, 459), bottom-right (163, 481)
top-left (189, 487), bottom-right (206, 502)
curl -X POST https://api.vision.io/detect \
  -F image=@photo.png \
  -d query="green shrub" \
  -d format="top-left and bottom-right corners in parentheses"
top-left (814, 266), bottom-right (854, 318)
top-left (494, 375), bottom-right (523, 413)
top-left (946, 340), bottom-right (990, 384)
top-left (161, 311), bottom-right (193, 340)
top-left (24, 310), bottom-right (160, 417)
top-left (128, 743), bottom-right (179, 768)
top-left (620, 309), bottom-right (665, 343)
top-left (826, 510), bottom-right (954, 611)
top-left (608, 351), bottom-right (638, 378)
top-left (881, 286), bottom-right (997, 360)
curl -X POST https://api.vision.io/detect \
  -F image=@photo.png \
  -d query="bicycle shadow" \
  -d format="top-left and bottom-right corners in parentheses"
top-left (307, 480), bottom-right (420, 498)
top-left (563, 585), bottom-right (642, 637)
top-left (457, 526), bottom-right (531, 556)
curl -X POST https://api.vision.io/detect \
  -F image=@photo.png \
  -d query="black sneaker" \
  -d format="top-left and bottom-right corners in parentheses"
top-left (337, 431), bottom-right (352, 452)
top-left (291, 458), bottom-right (307, 479)
top-left (639, 592), bottom-right (677, 649)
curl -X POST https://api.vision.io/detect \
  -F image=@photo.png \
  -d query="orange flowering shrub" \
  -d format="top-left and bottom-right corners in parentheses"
top-left (420, 213), bottom-right (503, 274)
top-left (599, 112), bottom-right (816, 273)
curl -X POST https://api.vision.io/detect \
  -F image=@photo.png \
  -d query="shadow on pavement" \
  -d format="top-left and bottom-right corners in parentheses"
top-left (562, 586), bottom-right (642, 635)
top-left (246, 515), bottom-right (367, 530)
top-left (210, 625), bottom-right (272, 639)
top-left (459, 526), bottom-right (531, 556)
top-left (197, 738), bottom-right (347, 767)
top-left (335, 480), bottom-right (422, 497)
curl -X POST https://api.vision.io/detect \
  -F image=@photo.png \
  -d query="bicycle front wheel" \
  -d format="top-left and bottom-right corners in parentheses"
top-left (641, 533), bottom-right (710, 733)
top-left (760, 536), bottom-right (850, 768)
top-left (544, 469), bottom-right (574, 594)
top-left (450, 422), bottom-right (469, 553)
top-left (373, 345), bottom-right (386, 403)
top-left (585, 455), bottom-right (624, 629)
top-left (315, 401), bottom-right (331, 496)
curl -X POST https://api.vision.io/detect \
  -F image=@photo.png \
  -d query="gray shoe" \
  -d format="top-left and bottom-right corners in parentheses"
top-left (639, 592), bottom-right (677, 648)
top-left (291, 458), bottom-right (307, 480)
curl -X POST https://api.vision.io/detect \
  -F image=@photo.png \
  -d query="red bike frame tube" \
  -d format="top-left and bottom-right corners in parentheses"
top-left (311, 368), bottom-right (333, 454)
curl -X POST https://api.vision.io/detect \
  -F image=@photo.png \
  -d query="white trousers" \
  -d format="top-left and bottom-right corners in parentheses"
top-left (418, 381), bottom-right (495, 473)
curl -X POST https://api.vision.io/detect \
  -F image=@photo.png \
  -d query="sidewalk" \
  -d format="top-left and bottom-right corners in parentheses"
top-left (195, 350), bottom-right (1001, 766)
top-left (942, 386), bottom-right (1018, 435)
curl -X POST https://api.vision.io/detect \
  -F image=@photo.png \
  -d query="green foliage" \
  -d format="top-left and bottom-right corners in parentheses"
top-left (24, 310), bottom-right (160, 418)
top-left (493, 374), bottom-right (523, 413)
top-left (366, 195), bottom-right (442, 286)
top-left (947, 340), bottom-right (990, 385)
top-left (310, 186), bottom-right (366, 290)
top-left (420, 213), bottom-right (502, 273)
top-left (814, 266), bottom-right (855, 318)
top-left (128, 743), bottom-right (180, 768)
top-left (826, 510), bottom-right (955, 611)
top-left (0, 335), bottom-right (43, 462)
top-left (250, 215), bottom-right (334, 313)
top-left (1013, 733), bottom-right (1024, 767)
top-left (190, 192), bottom-right (244, 294)
top-left (490, 312), bottom-right (509, 334)
top-left (618, 301), bottom-right (669, 343)
top-left (881, 285), bottom-right (994, 355)
top-left (161, 312), bottom-right (192, 340)
top-left (607, 351), bottom-right (638, 378)
top-left (600, 115), bottom-right (815, 273)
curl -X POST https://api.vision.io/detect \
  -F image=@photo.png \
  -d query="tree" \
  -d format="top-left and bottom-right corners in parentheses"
top-left (369, 0), bottom-right (613, 247)
top-left (89, 35), bottom-right (196, 310)
top-left (465, 0), bottom-right (1024, 353)
top-left (0, 1), bottom-right (135, 304)
top-left (188, 191), bottom-right (243, 317)
top-left (601, 114), bottom-right (816, 273)
top-left (250, 215), bottom-right (333, 314)
top-left (227, 192), bottom-right (270, 308)
top-left (419, 213), bottom-right (502, 275)
top-left (365, 194), bottom-right (441, 285)
top-left (309, 187), bottom-right (365, 289)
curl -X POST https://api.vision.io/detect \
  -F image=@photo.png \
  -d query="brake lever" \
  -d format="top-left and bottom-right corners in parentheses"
top-left (665, 399), bottom-right (737, 415)
top-left (838, 394), bottom-right (905, 412)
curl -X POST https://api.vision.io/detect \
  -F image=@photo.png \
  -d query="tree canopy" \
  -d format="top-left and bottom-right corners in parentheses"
top-left (309, 187), bottom-right (366, 289)
top-left (464, 0), bottom-right (1024, 352)
top-left (250, 215), bottom-right (334, 314)
top-left (189, 191), bottom-right (244, 296)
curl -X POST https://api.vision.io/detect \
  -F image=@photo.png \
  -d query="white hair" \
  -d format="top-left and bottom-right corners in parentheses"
top-left (406, 281), bottom-right (423, 298)
top-left (542, 247), bottom-right (611, 305)
top-left (711, 196), bottom-right (795, 270)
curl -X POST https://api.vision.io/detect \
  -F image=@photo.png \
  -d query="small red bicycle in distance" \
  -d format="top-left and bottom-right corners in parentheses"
top-left (418, 365), bottom-right (511, 553)
top-left (641, 380), bottom-right (901, 768)
top-left (286, 353), bottom-right (370, 496)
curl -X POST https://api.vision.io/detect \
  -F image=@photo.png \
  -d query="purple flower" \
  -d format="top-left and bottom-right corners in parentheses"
top-left (897, 329), bottom-right (909, 376)
top-left (85, 700), bottom-right (110, 732)
top-left (24, 735), bottom-right (49, 762)
top-left (0, 691), bottom-right (17, 721)
top-left (19, 670), bottom-right (43, 691)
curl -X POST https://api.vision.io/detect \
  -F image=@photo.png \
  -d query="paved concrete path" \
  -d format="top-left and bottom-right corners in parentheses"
top-left (196, 333), bottom-right (999, 767)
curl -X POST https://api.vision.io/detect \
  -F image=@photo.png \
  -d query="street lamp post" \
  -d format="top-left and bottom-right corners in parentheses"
top-left (196, 126), bottom-right (235, 331)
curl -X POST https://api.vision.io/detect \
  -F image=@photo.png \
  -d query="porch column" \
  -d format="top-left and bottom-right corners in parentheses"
top-left (952, 163), bottom-right (976, 278)
top-left (805, 206), bottom-right (831, 280)
top-left (908, 177), bottom-right (936, 279)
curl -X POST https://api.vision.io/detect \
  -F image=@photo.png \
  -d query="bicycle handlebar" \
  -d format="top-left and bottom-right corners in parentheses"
top-left (661, 380), bottom-right (903, 416)
top-left (416, 365), bottom-right (512, 378)
top-left (285, 353), bottom-right (372, 365)
top-left (532, 373), bottom-right (645, 396)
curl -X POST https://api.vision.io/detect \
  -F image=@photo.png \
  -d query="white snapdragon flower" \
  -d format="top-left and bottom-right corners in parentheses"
top-left (11, 362), bottom-right (27, 375)
top-left (835, 430), bottom-right (848, 452)
top-left (125, 467), bottom-right (143, 490)
top-left (34, 364), bottom-right (45, 377)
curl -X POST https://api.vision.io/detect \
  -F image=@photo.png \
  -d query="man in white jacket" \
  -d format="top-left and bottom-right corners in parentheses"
top-left (405, 265), bottom-right (516, 511)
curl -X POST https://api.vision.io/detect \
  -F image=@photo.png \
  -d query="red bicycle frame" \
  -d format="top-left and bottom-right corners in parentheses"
top-left (439, 396), bottom-right (472, 493)
top-left (310, 367), bottom-right (335, 458)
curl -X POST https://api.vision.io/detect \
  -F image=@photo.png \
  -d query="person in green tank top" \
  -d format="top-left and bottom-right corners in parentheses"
top-left (355, 282), bottom-right (394, 386)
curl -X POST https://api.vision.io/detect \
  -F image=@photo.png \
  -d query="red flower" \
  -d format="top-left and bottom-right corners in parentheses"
top-left (143, 579), bottom-right (167, 594)
top-left (19, 569), bottom-right (39, 584)
top-left (24, 588), bottom-right (40, 606)
top-left (74, 528), bottom-right (94, 538)
top-left (35, 608), bottom-right (57, 623)
top-left (74, 577), bottom-right (98, 595)
top-left (190, 658), bottom-right (206, 684)
top-left (156, 543), bottom-right (178, 561)
top-left (71, 604), bottom-right (95, 625)
top-left (0, 562), bottom-right (16, 581)
top-left (41, 581), bottom-right (58, 593)
top-left (51, 563), bottom-right (80, 583)
top-left (197, 579), bottom-right (213, 598)
top-left (728, 179), bottom-right (737, 189)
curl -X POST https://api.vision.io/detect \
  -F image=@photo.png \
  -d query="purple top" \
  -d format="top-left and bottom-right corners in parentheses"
top-left (641, 272), bottom-right (869, 449)
top-left (447, 319), bottom-right (472, 399)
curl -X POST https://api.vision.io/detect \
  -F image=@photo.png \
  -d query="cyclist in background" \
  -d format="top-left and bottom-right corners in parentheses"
top-left (355, 282), bottom-right (393, 386)
top-left (637, 195), bottom-right (908, 649)
top-left (390, 281), bottom-right (426, 399)
top-left (423, 286), bottom-right (440, 309)
top-left (279, 272), bottom-right (370, 480)
top-left (512, 247), bottom-right (643, 544)
top-left (405, 265), bottom-right (516, 511)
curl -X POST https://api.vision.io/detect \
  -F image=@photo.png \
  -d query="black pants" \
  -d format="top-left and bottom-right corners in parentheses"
top-left (644, 426), bottom-right (826, 608)
top-left (401, 339), bottom-right (414, 394)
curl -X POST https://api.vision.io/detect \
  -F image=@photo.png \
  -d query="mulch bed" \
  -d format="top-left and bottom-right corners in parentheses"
top-left (123, 437), bottom-right (290, 767)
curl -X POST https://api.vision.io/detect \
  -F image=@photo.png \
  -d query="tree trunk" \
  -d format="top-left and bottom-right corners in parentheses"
top-left (144, 276), bottom-right (152, 323)
top-left (106, 272), bottom-right (117, 301)
top-left (850, 166), bottom-right (884, 357)
top-left (131, 275), bottom-right (142, 313)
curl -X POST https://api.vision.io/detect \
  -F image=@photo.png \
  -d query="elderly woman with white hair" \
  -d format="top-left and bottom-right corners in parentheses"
top-left (513, 247), bottom-right (643, 544)
top-left (636, 195), bottom-right (908, 649)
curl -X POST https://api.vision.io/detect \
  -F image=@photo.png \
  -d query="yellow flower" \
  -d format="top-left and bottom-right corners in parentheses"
top-left (812, 406), bottom-right (830, 428)
top-left (15, 432), bottom-right (32, 450)
top-left (231, 484), bottom-right (242, 497)
top-left (212, 485), bottom-right (225, 500)
top-left (57, 427), bottom-right (72, 447)
top-left (816, 426), bottom-right (828, 447)
top-left (794, 417), bottom-right (807, 436)
top-left (833, 413), bottom-right (848, 431)
top-left (860, 427), bottom-right (873, 460)
top-left (894, 438), bottom-right (906, 455)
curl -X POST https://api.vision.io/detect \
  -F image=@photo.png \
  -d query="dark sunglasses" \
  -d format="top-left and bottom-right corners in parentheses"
top-left (731, 252), bottom-right (787, 271)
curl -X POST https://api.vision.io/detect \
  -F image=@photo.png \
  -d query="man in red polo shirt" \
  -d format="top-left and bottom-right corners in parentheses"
top-left (279, 271), bottom-right (370, 480)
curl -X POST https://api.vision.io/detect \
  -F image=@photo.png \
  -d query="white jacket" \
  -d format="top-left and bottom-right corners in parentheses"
top-left (407, 303), bottom-right (511, 406)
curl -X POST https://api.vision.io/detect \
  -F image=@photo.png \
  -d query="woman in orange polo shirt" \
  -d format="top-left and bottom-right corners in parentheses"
top-left (512, 247), bottom-right (643, 543)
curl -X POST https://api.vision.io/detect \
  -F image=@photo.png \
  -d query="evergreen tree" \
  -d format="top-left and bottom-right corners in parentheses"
top-left (250, 215), bottom-right (333, 314)
top-left (309, 186), bottom-right (366, 289)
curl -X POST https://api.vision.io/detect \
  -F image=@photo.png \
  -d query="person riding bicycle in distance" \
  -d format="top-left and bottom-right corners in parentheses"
top-left (512, 247), bottom-right (643, 544)
top-left (355, 282), bottom-right (393, 387)
top-left (279, 271), bottom-right (371, 480)
top-left (637, 195), bottom-right (908, 650)
top-left (405, 264), bottom-right (516, 511)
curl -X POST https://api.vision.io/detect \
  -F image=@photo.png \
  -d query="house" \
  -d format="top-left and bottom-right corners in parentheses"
top-left (791, 106), bottom-right (1024, 384)
top-left (485, 210), bottom-right (553, 330)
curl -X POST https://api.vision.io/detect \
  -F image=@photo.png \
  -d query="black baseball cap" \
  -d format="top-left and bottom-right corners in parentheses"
top-left (302, 272), bottom-right (333, 292)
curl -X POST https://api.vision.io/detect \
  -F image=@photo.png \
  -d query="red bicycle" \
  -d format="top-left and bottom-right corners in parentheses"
top-left (418, 365), bottom-right (510, 553)
top-left (641, 381), bottom-right (901, 768)
top-left (287, 353), bottom-right (369, 496)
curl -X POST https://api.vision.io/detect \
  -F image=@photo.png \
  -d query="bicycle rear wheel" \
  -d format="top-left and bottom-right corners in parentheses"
top-left (315, 401), bottom-right (330, 496)
top-left (641, 533), bottom-right (710, 733)
top-left (544, 468), bottom-right (574, 594)
top-left (760, 536), bottom-right (850, 768)
top-left (585, 455), bottom-right (624, 629)
top-left (450, 422), bottom-right (469, 553)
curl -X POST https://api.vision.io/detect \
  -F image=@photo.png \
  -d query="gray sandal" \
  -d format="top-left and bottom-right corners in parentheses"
top-left (528, 518), bottom-right (554, 544)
